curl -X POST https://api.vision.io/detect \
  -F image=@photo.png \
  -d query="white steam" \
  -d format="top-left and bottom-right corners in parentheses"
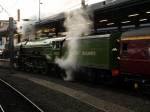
top-left (17, 16), bottom-right (37, 41)
top-left (22, 22), bottom-right (35, 41)
top-left (55, 8), bottom-right (92, 81)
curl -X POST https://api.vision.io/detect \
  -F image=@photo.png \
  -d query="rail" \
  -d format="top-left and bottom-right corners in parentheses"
top-left (0, 78), bottom-right (44, 112)
top-left (0, 104), bottom-right (5, 112)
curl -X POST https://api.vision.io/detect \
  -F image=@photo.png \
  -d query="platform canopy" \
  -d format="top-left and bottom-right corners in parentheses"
top-left (35, 0), bottom-right (150, 35)
top-left (94, 0), bottom-right (150, 33)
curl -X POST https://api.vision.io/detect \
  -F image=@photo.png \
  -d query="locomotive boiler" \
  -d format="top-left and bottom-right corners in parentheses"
top-left (14, 37), bottom-right (65, 74)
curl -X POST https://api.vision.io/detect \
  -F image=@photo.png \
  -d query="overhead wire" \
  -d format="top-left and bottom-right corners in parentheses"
top-left (63, 0), bottom-right (89, 11)
top-left (0, 3), bottom-right (10, 17)
top-left (0, 0), bottom-right (19, 18)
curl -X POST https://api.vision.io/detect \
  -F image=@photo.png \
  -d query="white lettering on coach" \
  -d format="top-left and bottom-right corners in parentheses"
top-left (81, 51), bottom-right (96, 56)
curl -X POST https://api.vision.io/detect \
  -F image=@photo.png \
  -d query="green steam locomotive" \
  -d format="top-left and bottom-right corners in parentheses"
top-left (14, 32), bottom-right (121, 81)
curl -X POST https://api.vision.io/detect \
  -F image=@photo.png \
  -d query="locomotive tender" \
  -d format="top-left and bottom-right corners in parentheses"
top-left (14, 27), bottom-right (150, 87)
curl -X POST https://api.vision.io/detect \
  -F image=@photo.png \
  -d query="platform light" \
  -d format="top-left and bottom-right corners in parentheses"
top-left (107, 22), bottom-right (114, 26)
top-left (128, 13), bottom-right (139, 17)
top-left (139, 18), bottom-right (148, 22)
top-left (121, 21), bottom-right (131, 24)
top-left (146, 11), bottom-right (150, 14)
top-left (99, 19), bottom-right (108, 22)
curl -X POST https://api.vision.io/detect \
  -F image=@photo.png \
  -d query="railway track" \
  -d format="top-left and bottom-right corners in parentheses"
top-left (0, 78), bottom-right (44, 112)
top-left (0, 104), bottom-right (4, 112)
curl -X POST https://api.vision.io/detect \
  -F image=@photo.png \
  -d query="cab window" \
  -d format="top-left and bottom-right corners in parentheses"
top-left (52, 41), bottom-right (61, 49)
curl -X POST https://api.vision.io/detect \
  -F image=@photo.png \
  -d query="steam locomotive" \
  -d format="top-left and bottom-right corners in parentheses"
top-left (13, 27), bottom-right (150, 88)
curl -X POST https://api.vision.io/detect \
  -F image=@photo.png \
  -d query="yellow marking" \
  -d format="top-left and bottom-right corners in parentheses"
top-left (121, 36), bottom-right (150, 41)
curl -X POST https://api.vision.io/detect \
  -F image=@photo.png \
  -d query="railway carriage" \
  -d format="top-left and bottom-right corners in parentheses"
top-left (120, 28), bottom-right (150, 87)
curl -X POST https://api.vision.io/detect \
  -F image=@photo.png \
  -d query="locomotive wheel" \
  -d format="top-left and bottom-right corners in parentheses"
top-left (32, 59), bottom-right (39, 73)
top-left (24, 65), bottom-right (31, 72)
top-left (40, 60), bottom-right (48, 75)
top-left (13, 62), bottom-right (19, 70)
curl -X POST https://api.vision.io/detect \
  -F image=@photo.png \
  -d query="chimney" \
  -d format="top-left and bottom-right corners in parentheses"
top-left (81, 0), bottom-right (86, 8)
top-left (17, 9), bottom-right (20, 21)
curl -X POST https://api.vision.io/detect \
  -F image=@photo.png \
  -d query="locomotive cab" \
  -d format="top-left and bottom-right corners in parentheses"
top-left (51, 37), bottom-right (66, 59)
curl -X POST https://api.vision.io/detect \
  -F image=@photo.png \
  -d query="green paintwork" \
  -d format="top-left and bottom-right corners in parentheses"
top-left (15, 33), bottom-right (121, 71)
top-left (77, 36), bottom-right (110, 69)
top-left (75, 33), bottom-right (121, 70)
top-left (15, 37), bottom-right (65, 64)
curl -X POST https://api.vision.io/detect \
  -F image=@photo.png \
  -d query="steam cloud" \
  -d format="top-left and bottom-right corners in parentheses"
top-left (55, 8), bottom-right (92, 81)
top-left (17, 16), bottom-right (37, 41)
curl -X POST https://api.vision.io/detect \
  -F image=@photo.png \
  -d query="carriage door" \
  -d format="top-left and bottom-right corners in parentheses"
top-left (120, 40), bottom-right (130, 73)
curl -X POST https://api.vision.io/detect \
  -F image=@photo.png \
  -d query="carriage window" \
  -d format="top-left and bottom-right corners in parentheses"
top-left (122, 43), bottom-right (128, 53)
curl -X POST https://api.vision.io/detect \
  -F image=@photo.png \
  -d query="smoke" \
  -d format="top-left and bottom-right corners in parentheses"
top-left (16, 16), bottom-right (37, 41)
top-left (55, 8), bottom-right (92, 81)
top-left (23, 23), bottom-right (35, 41)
